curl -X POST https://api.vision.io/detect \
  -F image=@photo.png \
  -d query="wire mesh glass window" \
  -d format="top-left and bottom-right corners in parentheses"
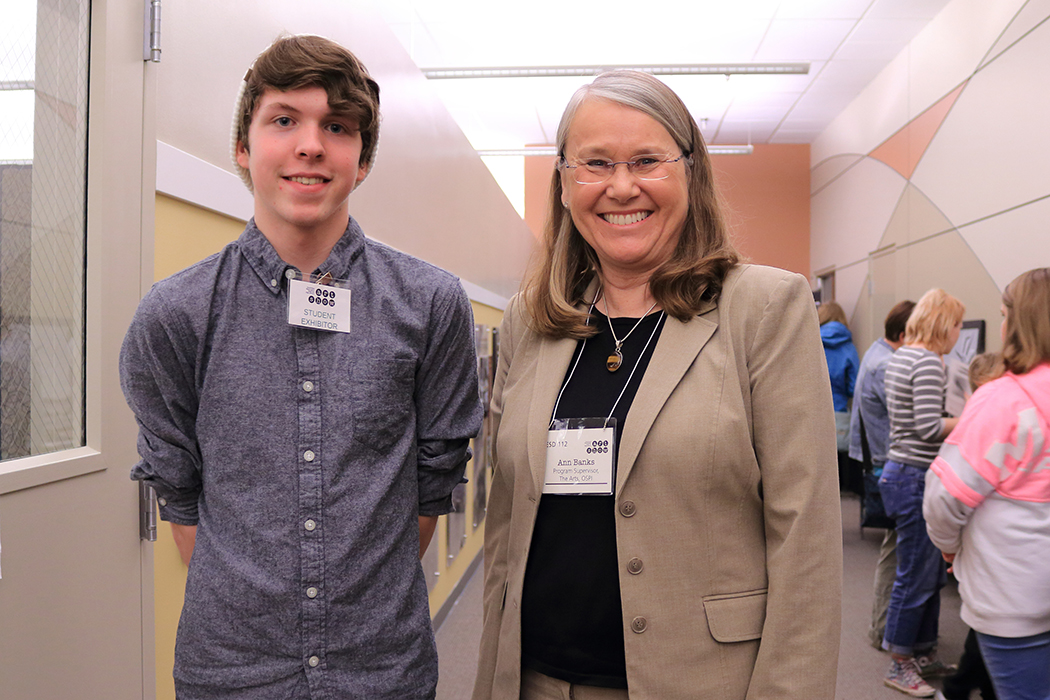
top-left (0, 0), bottom-right (90, 460)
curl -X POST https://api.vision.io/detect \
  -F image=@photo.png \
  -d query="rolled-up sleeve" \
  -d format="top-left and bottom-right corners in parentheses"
top-left (120, 289), bottom-right (203, 525)
top-left (414, 281), bottom-right (484, 516)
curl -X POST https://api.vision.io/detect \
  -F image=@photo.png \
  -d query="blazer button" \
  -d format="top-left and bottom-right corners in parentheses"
top-left (627, 558), bottom-right (643, 574)
top-left (619, 500), bottom-right (636, 517)
top-left (631, 616), bottom-right (647, 633)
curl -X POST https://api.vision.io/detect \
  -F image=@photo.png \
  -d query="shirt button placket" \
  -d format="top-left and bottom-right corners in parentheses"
top-left (295, 328), bottom-right (325, 685)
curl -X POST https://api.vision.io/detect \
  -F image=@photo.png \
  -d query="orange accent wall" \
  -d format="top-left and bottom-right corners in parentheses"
top-left (712, 144), bottom-right (811, 277)
top-left (869, 83), bottom-right (966, 179)
top-left (524, 154), bottom-right (557, 240)
top-left (525, 144), bottom-right (812, 278)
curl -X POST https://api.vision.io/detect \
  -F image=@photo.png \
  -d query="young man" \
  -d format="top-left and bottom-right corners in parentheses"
top-left (121, 35), bottom-right (482, 699)
top-left (848, 300), bottom-right (914, 649)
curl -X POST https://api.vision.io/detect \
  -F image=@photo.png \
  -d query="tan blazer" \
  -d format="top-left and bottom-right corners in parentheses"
top-left (473, 265), bottom-right (843, 700)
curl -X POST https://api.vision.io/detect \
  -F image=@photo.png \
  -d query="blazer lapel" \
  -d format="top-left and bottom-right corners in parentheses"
top-left (526, 333), bottom-right (579, 496)
top-left (615, 308), bottom-right (718, 494)
top-left (526, 280), bottom-right (603, 495)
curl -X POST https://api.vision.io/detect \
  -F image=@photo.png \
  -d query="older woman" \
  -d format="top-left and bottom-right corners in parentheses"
top-left (878, 288), bottom-right (965, 697)
top-left (472, 70), bottom-right (842, 700)
top-left (924, 269), bottom-right (1050, 700)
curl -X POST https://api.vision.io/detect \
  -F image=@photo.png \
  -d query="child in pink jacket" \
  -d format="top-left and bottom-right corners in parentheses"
top-left (924, 268), bottom-right (1050, 700)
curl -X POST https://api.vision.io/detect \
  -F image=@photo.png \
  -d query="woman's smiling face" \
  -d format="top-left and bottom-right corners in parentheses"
top-left (561, 98), bottom-right (690, 281)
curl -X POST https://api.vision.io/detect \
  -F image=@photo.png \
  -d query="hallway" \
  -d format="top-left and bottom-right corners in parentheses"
top-left (434, 496), bottom-right (969, 699)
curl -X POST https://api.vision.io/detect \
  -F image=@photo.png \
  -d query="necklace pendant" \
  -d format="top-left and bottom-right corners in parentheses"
top-left (607, 350), bottom-right (623, 372)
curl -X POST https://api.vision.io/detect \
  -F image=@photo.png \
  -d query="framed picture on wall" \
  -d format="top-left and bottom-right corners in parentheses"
top-left (949, 319), bottom-right (986, 366)
top-left (944, 320), bottom-right (986, 417)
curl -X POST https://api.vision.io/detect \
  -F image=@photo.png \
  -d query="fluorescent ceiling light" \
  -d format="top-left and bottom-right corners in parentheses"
top-left (1, 80), bottom-right (35, 91)
top-left (707, 145), bottom-right (754, 155)
top-left (424, 63), bottom-right (809, 79)
top-left (478, 145), bottom-right (754, 157)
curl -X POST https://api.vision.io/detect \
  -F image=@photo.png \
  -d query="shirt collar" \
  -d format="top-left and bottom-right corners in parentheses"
top-left (238, 217), bottom-right (367, 295)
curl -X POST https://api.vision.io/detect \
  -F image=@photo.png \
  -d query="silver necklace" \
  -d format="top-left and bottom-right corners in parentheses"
top-left (602, 294), bottom-right (659, 372)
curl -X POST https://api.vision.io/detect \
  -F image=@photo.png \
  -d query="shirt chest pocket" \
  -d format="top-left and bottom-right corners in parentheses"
top-left (351, 358), bottom-right (415, 452)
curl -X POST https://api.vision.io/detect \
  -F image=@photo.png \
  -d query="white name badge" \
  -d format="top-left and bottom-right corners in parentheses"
top-left (543, 418), bottom-right (616, 495)
top-left (287, 278), bottom-right (351, 333)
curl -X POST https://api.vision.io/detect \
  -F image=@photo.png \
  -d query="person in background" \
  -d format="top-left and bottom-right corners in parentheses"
top-left (880, 288), bottom-right (965, 697)
top-left (849, 299), bottom-right (916, 649)
top-left (473, 69), bottom-right (842, 700)
top-left (925, 268), bottom-right (1050, 700)
top-left (934, 351), bottom-right (1002, 700)
top-left (819, 301), bottom-right (861, 493)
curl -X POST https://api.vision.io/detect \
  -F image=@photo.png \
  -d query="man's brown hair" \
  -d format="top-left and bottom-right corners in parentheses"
top-left (234, 35), bottom-right (380, 189)
top-left (884, 300), bottom-right (916, 343)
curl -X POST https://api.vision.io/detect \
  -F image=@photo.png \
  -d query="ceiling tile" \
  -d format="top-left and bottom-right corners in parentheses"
top-left (851, 17), bottom-right (931, 42)
top-left (754, 18), bottom-right (857, 61)
top-left (775, 0), bottom-right (870, 19)
top-left (377, 0), bottom-right (949, 150)
top-left (836, 38), bottom-right (909, 61)
top-left (867, 0), bottom-right (954, 20)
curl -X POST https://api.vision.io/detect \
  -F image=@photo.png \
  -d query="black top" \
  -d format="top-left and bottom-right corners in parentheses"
top-left (520, 308), bottom-right (666, 689)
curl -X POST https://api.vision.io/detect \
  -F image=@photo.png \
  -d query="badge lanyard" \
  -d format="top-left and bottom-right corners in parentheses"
top-left (285, 269), bottom-right (352, 333)
top-left (543, 291), bottom-right (665, 495)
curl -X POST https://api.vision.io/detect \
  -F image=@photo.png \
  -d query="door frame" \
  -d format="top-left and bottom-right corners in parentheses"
top-left (0, 0), bottom-right (155, 696)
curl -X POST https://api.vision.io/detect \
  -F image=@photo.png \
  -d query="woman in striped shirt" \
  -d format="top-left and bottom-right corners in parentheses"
top-left (879, 288), bottom-right (966, 697)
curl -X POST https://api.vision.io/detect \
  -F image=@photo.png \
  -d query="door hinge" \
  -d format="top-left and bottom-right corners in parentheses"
top-left (139, 481), bottom-right (158, 542)
top-left (143, 0), bottom-right (162, 63)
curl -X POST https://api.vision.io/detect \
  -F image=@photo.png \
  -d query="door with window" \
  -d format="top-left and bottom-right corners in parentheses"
top-left (0, 0), bottom-right (154, 697)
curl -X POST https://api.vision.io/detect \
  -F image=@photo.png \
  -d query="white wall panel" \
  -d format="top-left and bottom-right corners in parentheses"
top-left (905, 0), bottom-right (1026, 121)
top-left (811, 0), bottom-right (1026, 166)
top-left (979, 0), bottom-right (1050, 69)
top-left (811, 158), bottom-right (906, 272)
top-left (957, 195), bottom-right (1050, 291)
top-left (910, 21), bottom-right (1050, 229)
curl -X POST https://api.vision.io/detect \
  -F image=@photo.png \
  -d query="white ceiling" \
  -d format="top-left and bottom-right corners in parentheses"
top-left (378, 0), bottom-right (954, 149)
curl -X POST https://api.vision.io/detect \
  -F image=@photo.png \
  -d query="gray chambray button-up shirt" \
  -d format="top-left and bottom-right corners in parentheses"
top-left (121, 217), bottom-right (482, 699)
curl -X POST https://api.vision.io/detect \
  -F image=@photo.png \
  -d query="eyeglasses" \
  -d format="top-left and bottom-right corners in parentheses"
top-left (559, 153), bottom-right (690, 185)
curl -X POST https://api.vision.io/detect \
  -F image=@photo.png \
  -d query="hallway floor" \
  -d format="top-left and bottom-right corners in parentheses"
top-left (434, 495), bottom-right (970, 699)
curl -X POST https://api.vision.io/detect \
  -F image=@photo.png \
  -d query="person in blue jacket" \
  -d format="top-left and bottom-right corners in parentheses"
top-left (818, 301), bottom-right (860, 492)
